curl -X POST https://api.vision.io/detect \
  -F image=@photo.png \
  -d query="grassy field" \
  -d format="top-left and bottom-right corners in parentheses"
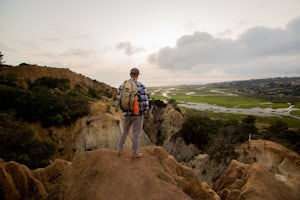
top-left (291, 110), bottom-right (300, 118)
top-left (183, 107), bottom-right (300, 130)
top-left (149, 86), bottom-right (296, 109)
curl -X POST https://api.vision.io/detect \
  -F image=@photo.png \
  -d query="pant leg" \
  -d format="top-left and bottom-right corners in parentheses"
top-left (117, 115), bottom-right (132, 151)
top-left (131, 115), bottom-right (144, 155)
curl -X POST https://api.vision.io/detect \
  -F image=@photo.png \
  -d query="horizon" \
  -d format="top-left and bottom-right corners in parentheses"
top-left (2, 63), bottom-right (300, 88)
top-left (1, 0), bottom-right (300, 88)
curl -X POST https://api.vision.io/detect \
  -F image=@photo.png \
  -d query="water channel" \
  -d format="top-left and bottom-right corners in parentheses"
top-left (179, 102), bottom-right (300, 119)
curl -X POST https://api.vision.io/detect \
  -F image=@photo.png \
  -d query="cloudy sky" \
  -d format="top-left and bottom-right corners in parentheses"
top-left (1, 0), bottom-right (300, 87)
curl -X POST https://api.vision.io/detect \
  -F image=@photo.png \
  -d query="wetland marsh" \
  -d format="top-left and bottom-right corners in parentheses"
top-left (149, 85), bottom-right (300, 128)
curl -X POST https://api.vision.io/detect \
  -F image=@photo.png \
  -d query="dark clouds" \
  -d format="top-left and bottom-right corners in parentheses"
top-left (149, 16), bottom-right (300, 76)
top-left (116, 42), bottom-right (144, 56)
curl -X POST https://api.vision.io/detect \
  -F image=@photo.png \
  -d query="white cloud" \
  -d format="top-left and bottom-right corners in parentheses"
top-left (149, 16), bottom-right (300, 78)
top-left (116, 42), bottom-right (145, 56)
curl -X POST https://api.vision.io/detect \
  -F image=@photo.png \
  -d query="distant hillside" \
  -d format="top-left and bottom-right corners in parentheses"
top-left (209, 77), bottom-right (300, 97)
top-left (210, 77), bottom-right (300, 86)
top-left (0, 64), bottom-right (117, 98)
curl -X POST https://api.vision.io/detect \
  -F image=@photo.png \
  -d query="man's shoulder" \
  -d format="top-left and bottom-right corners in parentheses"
top-left (137, 81), bottom-right (146, 89)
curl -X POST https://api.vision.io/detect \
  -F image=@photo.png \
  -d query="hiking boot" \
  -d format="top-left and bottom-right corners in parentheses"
top-left (132, 153), bottom-right (143, 160)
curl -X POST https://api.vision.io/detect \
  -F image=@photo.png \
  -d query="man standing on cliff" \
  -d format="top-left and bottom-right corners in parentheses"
top-left (117, 68), bottom-right (149, 159)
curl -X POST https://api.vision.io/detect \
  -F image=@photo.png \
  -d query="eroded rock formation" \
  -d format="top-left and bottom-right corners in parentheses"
top-left (213, 160), bottom-right (300, 200)
top-left (0, 147), bottom-right (220, 200)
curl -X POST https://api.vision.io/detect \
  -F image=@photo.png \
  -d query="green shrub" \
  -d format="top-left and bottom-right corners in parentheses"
top-left (262, 119), bottom-right (300, 153)
top-left (0, 73), bottom-right (17, 86)
top-left (30, 77), bottom-right (70, 91)
top-left (87, 87), bottom-right (100, 99)
top-left (0, 76), bottom-right (91, 127)
top-left (175, 114), bottom-right (257, 161)
top-left (0, 113), bottom-right (55, 169)
top-left (180, 116), bottom-right (217, 150)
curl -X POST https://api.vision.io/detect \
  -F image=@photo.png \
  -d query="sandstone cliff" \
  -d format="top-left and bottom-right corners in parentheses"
top-left (35, 101), bottom-right (152, 161)
top-left (144, 100), bottom-right (201, 162)
top-left (184, 139), bottom-right (300, 200)
top-left (0, 147), bottom-right (220, 200)
top-left (144, 100), bottom-right (184, 145)
top-left (213, 159), bottom-right (300, 200)
top-left (1, 144), bottom-right (299, 200)
top-left (237, 140), bottom-right (300, 184)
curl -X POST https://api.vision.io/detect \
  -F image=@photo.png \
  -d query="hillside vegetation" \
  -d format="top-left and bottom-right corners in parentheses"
top-left (174, 111), bottom-right (300, 157)
top-left (0, 65), bottom-right (115, 168)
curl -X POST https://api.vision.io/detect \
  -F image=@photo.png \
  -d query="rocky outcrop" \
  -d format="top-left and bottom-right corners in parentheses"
top-left (144, 100), bottom-right (200, 162)
top-left (188, 154), bottom-right (227, 187)
top-left (32, 159), bottom-right (70, 194)
top-left (0, 147), bottom-right (220, 200)
top-left (144, 100), bottom-right (184, 145)
top-left (163, 137), bottom-right (201, 162)
top-left (49, 146), bottom-right (219, 200)
top-left (1, 143), bottom-right (299, 200)
top-left (75, 102), bottom-right (152, 154)
top-left (0, 160), bottom-right (49, 200)
top-left (236, 140), bottom-right (300, 182)
top-left (213, 160), bottom-right (300, 200)
top-left (35, 101), bottom-right (152, 160)
top-left (211, 140), bottom-right (300, 200)
top-left (189, 140), bottom-right (300, 189)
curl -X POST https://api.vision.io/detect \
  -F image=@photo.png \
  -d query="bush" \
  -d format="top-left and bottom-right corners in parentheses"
top-left (150, 99), bottom-right (167, 108)
top-left (239, 115), bottom-right (258, 142)
top-left (29, 77), bottom-right (70, 91)
top-left (0, 113), bottom-right (55, 169)
top-left (58, 91), bottom-right (90, 125)
top-left (209, 139), bottom-right (237, 164)
top-left (262, 120), bottom-right (300, 153)
top-left (0, 76), bottom-right (90, 127)
top-left (168, 98), bottom-right (177, 106)
top-left (0, 85), bottom-right (20, 110)
top-left (180, 116), bottom-right (217, 150)
top-left (175, 115), bottom-right (257, 162)
top-left (87, 87), bottom-right (100, 99)
top-left (0, 73), bottom-right (17, 86)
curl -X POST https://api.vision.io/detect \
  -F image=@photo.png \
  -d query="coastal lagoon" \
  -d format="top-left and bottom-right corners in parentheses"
top-left (180, 102), bottom-right (300, 119)
top-left (150, 86), bottom-right (300, 119)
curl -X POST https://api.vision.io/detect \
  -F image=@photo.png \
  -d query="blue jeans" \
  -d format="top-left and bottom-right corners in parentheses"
top-left (118, 115), bottom-right (144, 155)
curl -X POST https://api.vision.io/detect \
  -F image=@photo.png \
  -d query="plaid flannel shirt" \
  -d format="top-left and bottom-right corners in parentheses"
top-left (118, 78), bottom-right (149, 115)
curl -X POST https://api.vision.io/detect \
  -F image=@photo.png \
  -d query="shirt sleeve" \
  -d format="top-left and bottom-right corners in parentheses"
top-left (137, 82), bottom-right (149, 112)
top-left (117, 85), bottom-right (122, 100)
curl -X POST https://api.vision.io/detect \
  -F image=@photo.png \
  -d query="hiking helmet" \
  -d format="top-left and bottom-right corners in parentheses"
top-left (130, 68), bottom-right (140, 75)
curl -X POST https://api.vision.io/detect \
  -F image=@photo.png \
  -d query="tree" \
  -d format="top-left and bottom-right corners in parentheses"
top-left (239, 115), bottom-right (258, 142)
top-left (0, 51), bottom-right (5, 66)
top-left (180, 116), bottom-right (217, 150)
top-left (268, 120), bottom-right (289, 134)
